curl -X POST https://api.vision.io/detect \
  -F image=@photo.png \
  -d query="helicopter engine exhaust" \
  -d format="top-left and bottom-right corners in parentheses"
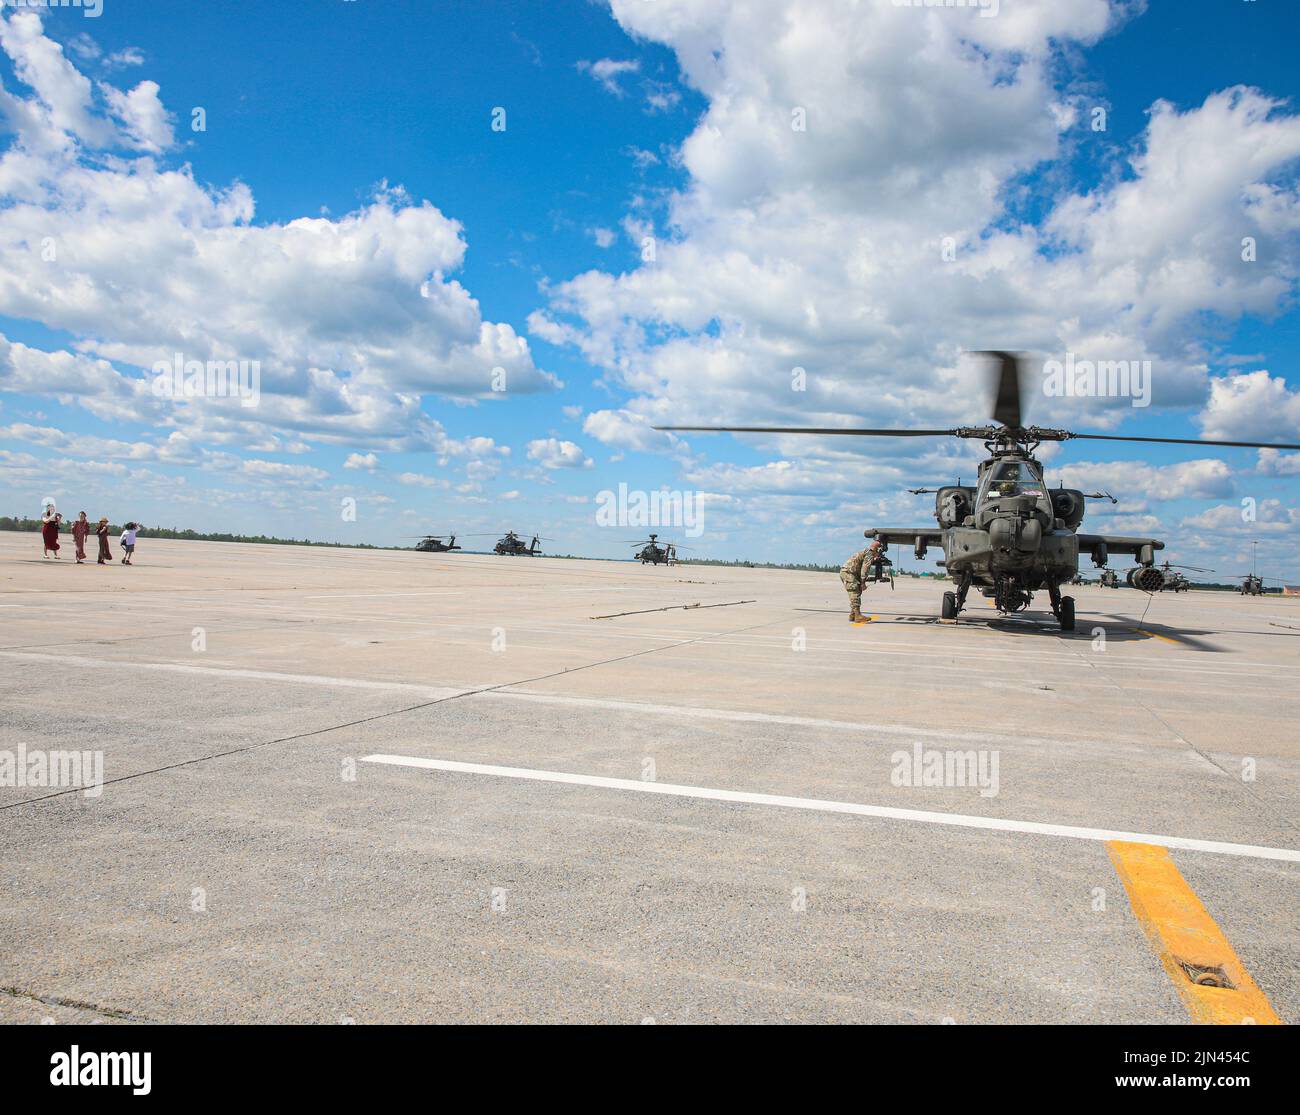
top-left (1128, 565), bottom-right (1165, 593)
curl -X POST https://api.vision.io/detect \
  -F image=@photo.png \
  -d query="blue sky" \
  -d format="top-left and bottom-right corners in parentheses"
top-left (2, 0), bottom-right (1298, 579)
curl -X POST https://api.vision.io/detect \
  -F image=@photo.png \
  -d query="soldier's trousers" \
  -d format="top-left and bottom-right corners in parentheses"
top-left (840, 570), bottom-right (862, 611)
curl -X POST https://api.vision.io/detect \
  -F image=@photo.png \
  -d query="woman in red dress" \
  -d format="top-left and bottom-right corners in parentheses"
top-left (41, 508), bottom-right (62, 558)
top-left (72, 511), bottom-right (90, 563)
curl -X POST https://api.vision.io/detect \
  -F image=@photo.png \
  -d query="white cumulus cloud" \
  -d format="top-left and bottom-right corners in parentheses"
top-left (526, 438), bottom-right (594, 469)
top-left (0, 10), bottom-right (556, 460)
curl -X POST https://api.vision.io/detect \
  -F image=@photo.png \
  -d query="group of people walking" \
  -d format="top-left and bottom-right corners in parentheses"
top-left (40, 506), bottom-right (141, 565)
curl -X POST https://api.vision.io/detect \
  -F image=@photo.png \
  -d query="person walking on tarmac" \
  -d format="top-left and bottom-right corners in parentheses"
top-left (840, 539), bottom-right (884, 623)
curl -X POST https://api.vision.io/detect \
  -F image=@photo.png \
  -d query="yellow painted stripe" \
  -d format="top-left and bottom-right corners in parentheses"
top-left (1107, 840), bottom-right (1282, 1024)
top-left (1135, 628), bottom-right (1180, 645)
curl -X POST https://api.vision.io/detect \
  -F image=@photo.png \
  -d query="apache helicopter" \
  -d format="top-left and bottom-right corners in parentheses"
top-left (624, 533), bottom-right (689, 565)
top-left (494, 531), bottom-right (547, 556)
top-left (1143, 561), bottom-right (1212, 593)
top-left (1234, 570), bottom-right (1284, 595)
top-left (408, 534), bottom-right (461, 553)
top-left (1099, 568), bottom-right (1120, 589)
top-left (658, 351), bottom-right (1300, 631)
top-left (1236, 547), bottom-right (1276, 595)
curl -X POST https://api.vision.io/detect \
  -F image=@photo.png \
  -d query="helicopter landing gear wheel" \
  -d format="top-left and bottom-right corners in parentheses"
top-left (1059, 596), bottom-right (1075, 632)
top-left (941, 591), bottom-right (957, 621)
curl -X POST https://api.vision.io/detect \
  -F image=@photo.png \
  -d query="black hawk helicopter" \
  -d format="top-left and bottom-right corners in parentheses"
top-left (494, 531), bottom-right (547, 556)
top-left (408, 533), bottom-right (461, 553)
top-left (658, 351), bottom-right (1300, 631)
top-left (624, 533), bottom-right (689, 565)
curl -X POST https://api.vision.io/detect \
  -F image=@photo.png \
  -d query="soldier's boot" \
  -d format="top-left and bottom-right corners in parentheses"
top-left (849, 594), bottom-right (865, 623)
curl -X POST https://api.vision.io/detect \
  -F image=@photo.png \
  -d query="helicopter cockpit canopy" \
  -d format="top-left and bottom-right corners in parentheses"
top-left (978, 460), bottom-right (1049, 504)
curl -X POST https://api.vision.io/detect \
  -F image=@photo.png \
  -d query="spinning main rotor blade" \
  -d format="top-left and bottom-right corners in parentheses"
top-left (1065, 432), bottom-right (1300, 450)
top-left (654, 425), bottom-right (956, 437)
top-left (982, 350), bottom-right (1023, 430)
top-left (656, 349), bottom-right (1300, 450)
top-left (656, 424), bottom-right (1300, 450)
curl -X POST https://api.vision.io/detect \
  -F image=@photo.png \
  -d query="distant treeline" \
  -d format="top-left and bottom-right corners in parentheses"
top-left (3, 518), bottom-right (1279, 586)
top-left (3, 518), bottom-right (835, 567)
top-left (0, 516), bottom-right (393, 550)
top-left (677, 557), bottom-right (839, 573)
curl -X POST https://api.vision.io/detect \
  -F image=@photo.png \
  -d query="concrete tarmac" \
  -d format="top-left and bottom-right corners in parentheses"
top-left (1, 532), bottom-right (1296, 1023)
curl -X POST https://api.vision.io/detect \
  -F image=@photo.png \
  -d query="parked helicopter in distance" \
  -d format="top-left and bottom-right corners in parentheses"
top-left (1234, 570), bottom-right (1283, 595)
top-left (494, 531), bottom-right (547, 556)
top-left (408, 534), bottom-right (461, 553)
top-left (1144, 561), bottom-right (1212, 592)
top-left (658, 351), bottom-right (1300, 631)
top-left (1236, 548), bottom-right (1277, 594)
top-left (1099, 568), bottom-right (1120, 589)
top-left (625, 534), bottom-right (687, 565)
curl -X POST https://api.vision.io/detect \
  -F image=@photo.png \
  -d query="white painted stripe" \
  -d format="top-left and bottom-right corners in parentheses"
top-left (7, 609), bottom-right (1295, 683)
top-left (488, 688), bottom-right (1104, 747)
top-left (304, 591), bottom-right (465, 599)
top-left (6, 604), bottom-right (1298, 679)
top-left (0, 650), bottom-right (1158, 748)
top-left (0, 651), bottom-right (468, 699)
top-left (360, 755), bottom-right (1300, 864)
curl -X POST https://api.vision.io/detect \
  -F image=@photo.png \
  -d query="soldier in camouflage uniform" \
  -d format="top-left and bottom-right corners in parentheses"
top-left (840, 539), bottom-right (884, 623)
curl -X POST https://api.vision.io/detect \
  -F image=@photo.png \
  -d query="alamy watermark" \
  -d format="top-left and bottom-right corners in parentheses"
top-left (595, 482), bottom-right (705, 538)
top-left (891, 742), bottom-right (1000, 798)
top-left (1, 745), bottom-right (104, 798)
top-left (1041, 353), bottom-right (1151, 408)
top-left (151, 353), bottom-right (260, 408)
top-left (2, 0), bottom-right (103, 18)
top-left (892, 0), bottom-right (999, 18)
top-left (50, 1047), bottom-right (150, 1095)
